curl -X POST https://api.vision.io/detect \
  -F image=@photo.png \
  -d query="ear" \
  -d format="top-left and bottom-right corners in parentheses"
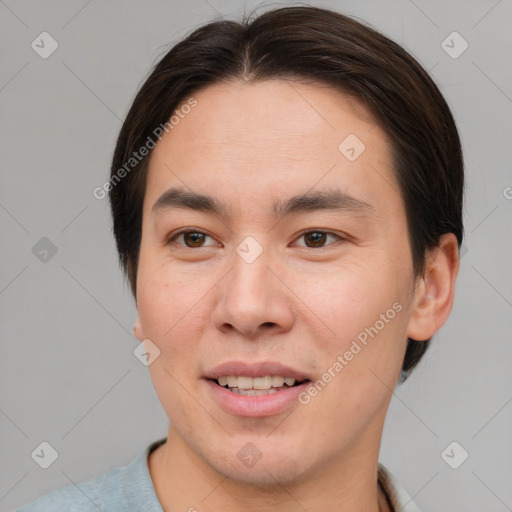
top-left (133, 314), bottom-right (144, 342)
top-left (406, 233), bottom-right (460, 341)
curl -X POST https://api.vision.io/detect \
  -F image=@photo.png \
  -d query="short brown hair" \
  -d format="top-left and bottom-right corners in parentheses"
top-left (109, 5), bottom-right (464, 382)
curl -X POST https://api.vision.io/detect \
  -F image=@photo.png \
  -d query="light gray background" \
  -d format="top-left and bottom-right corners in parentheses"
top-left (1, 0), bottom-right (511, 510)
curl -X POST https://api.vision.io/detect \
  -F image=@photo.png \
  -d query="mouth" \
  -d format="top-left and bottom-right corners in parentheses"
top-left (204, 361), bottom-right (313, 416)
top-left (210, 375), bottom-right (310, 396)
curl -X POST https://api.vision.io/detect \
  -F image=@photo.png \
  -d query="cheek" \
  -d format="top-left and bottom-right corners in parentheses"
top-left (136, 266), bottom-right (202, 356)
top-left (135, 259), bottom-right (224, 396)
top-left (296, 260), bottom-right (409, 396)
top-left (291, 260), bottom-right (395, 345)
top-left (136, 270), bottom-right (208, 423)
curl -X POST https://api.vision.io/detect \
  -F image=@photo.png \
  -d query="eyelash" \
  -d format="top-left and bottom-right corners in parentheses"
top-left (167, 229), bottom-right (344, 249)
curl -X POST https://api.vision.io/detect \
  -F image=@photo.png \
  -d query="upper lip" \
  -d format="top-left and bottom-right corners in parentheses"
top-left (204, 361), bottom-right (312, 381)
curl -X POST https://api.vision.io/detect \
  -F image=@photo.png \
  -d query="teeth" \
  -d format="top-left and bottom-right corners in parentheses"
top-left (215, 375), bottom-right (299, 390)
top-left (237, 376), bottom-right (253, 390)
top-left (232, 388), bottom-right (279, 396)
top-left (272, 376), bottom-right (284, 387)
top-left (253, 376), bottom-right (273, 389)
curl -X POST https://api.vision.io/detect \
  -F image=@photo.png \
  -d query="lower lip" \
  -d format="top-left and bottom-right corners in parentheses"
top-left (205, 379), bottom-right (310, 417)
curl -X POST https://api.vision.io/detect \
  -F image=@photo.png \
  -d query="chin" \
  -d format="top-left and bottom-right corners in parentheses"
top-left (226, 464), bottom-right (306, 488)
top-left (203, 444), bottom-right (309, 488)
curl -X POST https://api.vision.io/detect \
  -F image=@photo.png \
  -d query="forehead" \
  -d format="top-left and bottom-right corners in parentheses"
top-left (144, 79), bottom-right (400, 219)
top-left (153, 79), bottom-right (383, 160)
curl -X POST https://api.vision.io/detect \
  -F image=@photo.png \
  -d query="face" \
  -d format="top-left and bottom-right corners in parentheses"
top-left (135, 79), bottom-right (422, 486)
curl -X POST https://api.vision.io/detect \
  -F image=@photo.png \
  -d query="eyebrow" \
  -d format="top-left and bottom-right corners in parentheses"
top-left (151, 187), bottom-right (375, 219)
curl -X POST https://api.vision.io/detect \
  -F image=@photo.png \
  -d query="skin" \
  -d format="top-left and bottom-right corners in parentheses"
top-left (133, 79), bottom-right (460, 512)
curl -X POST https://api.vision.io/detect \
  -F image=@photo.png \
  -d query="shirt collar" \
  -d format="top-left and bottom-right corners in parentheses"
top-left (378, 463), bottom-right (421, 512)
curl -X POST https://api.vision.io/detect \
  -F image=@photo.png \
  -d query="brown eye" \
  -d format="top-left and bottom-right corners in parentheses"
top-left (169, 230), bottom-right (217, 248)
top-left (295, 231), bottom-right (342, 248)
top-left (182, 232), bottom-right (206, 247)
top-left (304, 232), bottom-right (327, 247)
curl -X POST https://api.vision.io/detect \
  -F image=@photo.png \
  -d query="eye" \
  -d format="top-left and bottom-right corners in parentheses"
top-left (167, 229), bottom-right (343, 249)
top-left (293, 230), bottom-right (343, 248)
top-left (168, 229), bottom-right (219, 248)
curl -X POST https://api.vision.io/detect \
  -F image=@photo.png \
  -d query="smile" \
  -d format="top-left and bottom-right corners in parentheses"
top-left (215, 375), bottom-right (306, 396)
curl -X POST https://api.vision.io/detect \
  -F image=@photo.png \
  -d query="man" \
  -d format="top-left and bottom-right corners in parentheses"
top-left (18, 5), bottom-right (463, 511)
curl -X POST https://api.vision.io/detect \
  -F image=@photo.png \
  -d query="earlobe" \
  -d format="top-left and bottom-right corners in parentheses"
top-left (133, 315), bottom-right (144, 342)
top-left (406, 233), bottom-right (460, 342)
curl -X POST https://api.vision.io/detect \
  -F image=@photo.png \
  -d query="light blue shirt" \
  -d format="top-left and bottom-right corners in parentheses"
top-left (17, 437), bottom-right (420, 511)
top-left (17, 438), bottom-right (167, 512)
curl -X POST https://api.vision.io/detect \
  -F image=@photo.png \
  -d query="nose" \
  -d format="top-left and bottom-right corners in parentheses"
top-left (212, 244), bottom-right (295, 340)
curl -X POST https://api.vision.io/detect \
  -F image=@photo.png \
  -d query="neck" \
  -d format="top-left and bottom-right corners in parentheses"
top-left (149, 425), bottom-right (391, 512)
